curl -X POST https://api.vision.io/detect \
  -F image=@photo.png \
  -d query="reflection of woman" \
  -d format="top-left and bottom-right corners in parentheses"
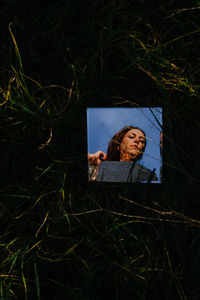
top-left (88, 126), bottom-right (157, 182)
top-left (107, 126), bottom-right (146, 161)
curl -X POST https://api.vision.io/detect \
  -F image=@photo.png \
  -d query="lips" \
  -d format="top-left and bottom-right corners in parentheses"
top-left (131, 145), bottom-right (139, 149)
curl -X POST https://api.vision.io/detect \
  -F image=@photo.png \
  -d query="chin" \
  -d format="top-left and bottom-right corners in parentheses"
top-left (129, 151), bottom-right (140, 156)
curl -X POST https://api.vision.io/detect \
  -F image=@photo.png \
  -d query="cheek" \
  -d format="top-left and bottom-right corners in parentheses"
top-left (120, 140), bottom-right (128, 151)
top-left (120, 143), bottom-right (125, 151)
top-left (124, 139), bottom-right (130, 148)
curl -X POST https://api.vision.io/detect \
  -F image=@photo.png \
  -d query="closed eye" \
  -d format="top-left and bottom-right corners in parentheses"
top-left (128, 134), bottom-right (136, 139)
top-left (129, 136), bottom-right (145, 143)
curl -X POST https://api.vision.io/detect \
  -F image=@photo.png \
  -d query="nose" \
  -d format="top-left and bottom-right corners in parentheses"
top-left (134, 137), bottom-right (139, 144)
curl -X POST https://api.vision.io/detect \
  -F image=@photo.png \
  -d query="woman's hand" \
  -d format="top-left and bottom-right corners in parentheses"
top-left (88, 151), bottom-right (107, 165)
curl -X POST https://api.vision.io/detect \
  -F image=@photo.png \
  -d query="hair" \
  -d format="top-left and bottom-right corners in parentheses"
top-left (106, 126), bottom-right (146, 161)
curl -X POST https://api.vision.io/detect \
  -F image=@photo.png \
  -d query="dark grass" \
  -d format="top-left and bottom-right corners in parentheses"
top-left (1, 0), bottom-right (200, 299)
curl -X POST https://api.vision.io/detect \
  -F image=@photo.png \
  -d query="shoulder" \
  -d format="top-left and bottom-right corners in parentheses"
top-left (135, 162), bottom-right (158, 182)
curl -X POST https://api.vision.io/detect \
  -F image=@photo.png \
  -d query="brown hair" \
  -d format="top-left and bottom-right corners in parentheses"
top-left (106, 126), bottom-right (146, 161)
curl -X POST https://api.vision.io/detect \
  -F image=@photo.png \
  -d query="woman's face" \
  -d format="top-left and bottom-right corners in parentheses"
top-left (120, 129), bottom-right (146, 161)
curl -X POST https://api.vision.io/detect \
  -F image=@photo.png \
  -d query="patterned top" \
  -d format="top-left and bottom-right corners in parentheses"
top-left (89, 161), bottom-right (158, 183)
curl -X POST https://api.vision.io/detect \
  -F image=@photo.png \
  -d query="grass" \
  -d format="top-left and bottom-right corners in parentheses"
top-left (1, 0), bottom-right (200, 299)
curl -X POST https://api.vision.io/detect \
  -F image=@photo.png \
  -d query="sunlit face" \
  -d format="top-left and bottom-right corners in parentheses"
top-left (120, 129), bottom-right (146, 161)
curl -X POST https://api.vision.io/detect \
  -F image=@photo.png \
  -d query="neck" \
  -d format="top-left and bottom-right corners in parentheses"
top-left (120, 153), bottom-right (137, 161)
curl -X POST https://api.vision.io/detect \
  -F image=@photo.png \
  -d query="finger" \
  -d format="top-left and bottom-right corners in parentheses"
top-left (101, 153), bottom-right (107, 160)
top-left (96, 158), bottom-right (102, 165)
top-left (99, 152), bottom-right (107, 160)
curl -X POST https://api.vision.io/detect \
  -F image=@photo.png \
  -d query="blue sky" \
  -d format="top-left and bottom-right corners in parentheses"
top-left (87, 107), bottom-right (162, 182)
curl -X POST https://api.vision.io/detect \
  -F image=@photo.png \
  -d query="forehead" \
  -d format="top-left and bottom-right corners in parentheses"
top-left (126, 129), bottom-right (145, 138)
